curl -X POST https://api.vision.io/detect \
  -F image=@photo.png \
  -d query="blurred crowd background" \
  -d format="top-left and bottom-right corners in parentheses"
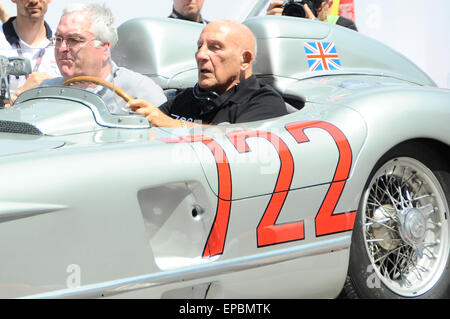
top-left (2, 0), bottom-right (448, 89)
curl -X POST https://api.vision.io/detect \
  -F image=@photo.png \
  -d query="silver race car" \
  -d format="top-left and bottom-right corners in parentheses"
top-left (0, 14), bottom-right (449, 299)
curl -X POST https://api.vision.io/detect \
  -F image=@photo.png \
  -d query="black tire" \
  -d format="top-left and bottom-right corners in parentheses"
top-left (341, 142), bottom-right (450, 299)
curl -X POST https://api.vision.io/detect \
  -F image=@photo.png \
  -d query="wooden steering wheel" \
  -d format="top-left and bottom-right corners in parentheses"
top-left (63, 76), bottom-right (133, 102)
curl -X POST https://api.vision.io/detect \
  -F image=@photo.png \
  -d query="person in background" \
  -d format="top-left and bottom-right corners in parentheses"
top-left (126, 20), bottom-right (287, 127)
top-left (0, 2), bottom-right (10, 23)
top-left (267, 0), bottom-right (357, 31)
top-left (169, 0), bottom-right (208, 24)
top-left (0, 0), bottom-right (60, 100)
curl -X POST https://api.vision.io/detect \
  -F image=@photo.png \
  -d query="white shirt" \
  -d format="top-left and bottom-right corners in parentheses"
top-left (0, 18), bottom-right (60, 95)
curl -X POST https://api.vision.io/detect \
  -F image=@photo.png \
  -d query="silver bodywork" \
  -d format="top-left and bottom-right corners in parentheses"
top-left (0, 16), bottom-right (448, 299)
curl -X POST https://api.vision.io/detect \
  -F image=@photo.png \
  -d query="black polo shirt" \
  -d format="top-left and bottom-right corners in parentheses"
top-left (159, 75), bottom-right (287, 125)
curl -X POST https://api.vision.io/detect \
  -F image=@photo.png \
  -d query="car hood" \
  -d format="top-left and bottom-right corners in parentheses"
top-left (0, 137), bottom-right (65, 157)
top-left (0, 90), bottom-right (183, 159)
top-left (1, 87), bottom-right (150, 137)
top-left (0, 125), bottom-right (187, 159)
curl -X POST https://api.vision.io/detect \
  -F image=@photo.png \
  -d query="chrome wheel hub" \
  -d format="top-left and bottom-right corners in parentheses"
top-left (397, 205), bottom-right (433, 258)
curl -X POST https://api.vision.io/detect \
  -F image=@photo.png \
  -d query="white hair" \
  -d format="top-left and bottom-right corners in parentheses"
top-left (63, 3), bottom-right (119, 47)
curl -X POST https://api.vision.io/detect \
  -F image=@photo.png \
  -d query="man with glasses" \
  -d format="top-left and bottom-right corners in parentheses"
top-left (126, 20), bottom-right (287, 127)
top-left (0, 0), bottom-right (60, 101)
top-left (39, 3), bottom-right (166, 114)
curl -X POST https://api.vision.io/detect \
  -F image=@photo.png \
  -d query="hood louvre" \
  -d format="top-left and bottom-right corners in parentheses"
top-left (0, 120), bottom-right (43, 135)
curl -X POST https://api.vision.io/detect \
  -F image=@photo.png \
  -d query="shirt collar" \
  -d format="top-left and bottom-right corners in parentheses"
top-left (197, 75), bottom-right (259, 108)
top-left (2, 16), bottom-right (53, 46)
top-left (169, 9), bottom-right (208, 25)
top-left (223, 75), bottom-right (259, 104)
top-left (95, 61), bottom-right (119, 96)
top-left (105, 60), bottom-right (119, 82)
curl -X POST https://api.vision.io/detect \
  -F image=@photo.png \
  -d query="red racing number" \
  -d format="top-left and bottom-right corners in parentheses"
top-left (227, 130), bottom-right (305, 247)
top-left (285, 121), bottom-right (356, 236)
top-left (163, 120), bottom-right (356, 258)
top-left (163, 135), bottom-right (232, 257)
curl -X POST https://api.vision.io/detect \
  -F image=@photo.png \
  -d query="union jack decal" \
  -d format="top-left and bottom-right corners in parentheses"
top-left (304, 42), bottom-right (342, 72)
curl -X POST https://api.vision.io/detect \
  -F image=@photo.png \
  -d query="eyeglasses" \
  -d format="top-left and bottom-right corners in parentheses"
top-left (51, 35), bottom-right (100, 48)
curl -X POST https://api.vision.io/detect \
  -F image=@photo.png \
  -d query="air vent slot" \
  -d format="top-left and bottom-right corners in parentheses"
top-left (0, 120), bottom-right (43, 135)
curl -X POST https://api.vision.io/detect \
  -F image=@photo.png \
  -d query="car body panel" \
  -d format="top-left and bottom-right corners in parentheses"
top-left (246, 16), bottom-right (435, 87)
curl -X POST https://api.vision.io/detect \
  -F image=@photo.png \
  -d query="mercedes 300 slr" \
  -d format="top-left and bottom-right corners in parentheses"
top-left (0, 14), bottom-right (448, 299)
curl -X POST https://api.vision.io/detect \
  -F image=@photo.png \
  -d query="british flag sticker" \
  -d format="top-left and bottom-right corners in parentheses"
top-left (304, 42), bottom-right (342, 72)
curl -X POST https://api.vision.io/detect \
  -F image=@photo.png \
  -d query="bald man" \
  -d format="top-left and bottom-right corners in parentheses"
top-left (127, 20), bottom-right (287, 127)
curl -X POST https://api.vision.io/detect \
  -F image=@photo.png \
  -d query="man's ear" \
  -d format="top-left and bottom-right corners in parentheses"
top-left (101, 42), bottom-right (112, 61)
top-left (102, 41), bottom-right (111, 49)
top-left (240, 50), bottom-right (254, 71)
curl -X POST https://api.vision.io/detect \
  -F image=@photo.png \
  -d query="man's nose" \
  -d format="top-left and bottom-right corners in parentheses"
top-left (195, 46), bottom-right (208, 61)
top-left (56, 41), bottom-right (70, 51)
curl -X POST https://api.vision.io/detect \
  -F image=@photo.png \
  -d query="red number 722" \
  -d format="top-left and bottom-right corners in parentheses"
top-left (164, 121), bottom-right (356, 258)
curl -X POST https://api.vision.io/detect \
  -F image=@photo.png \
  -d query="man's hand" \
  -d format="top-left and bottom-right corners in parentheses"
top-left (303, 3), bottom-right (317, 20)
top-left (126, 99), bottom-right (184, 128)
top-left (12, 72), bottom-right (53, 103)
top-left (266, 1), bottom-right (284, 15)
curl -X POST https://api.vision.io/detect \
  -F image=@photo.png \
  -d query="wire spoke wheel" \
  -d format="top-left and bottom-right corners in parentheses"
top-left (361, 157), bottom-right (449, 297)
